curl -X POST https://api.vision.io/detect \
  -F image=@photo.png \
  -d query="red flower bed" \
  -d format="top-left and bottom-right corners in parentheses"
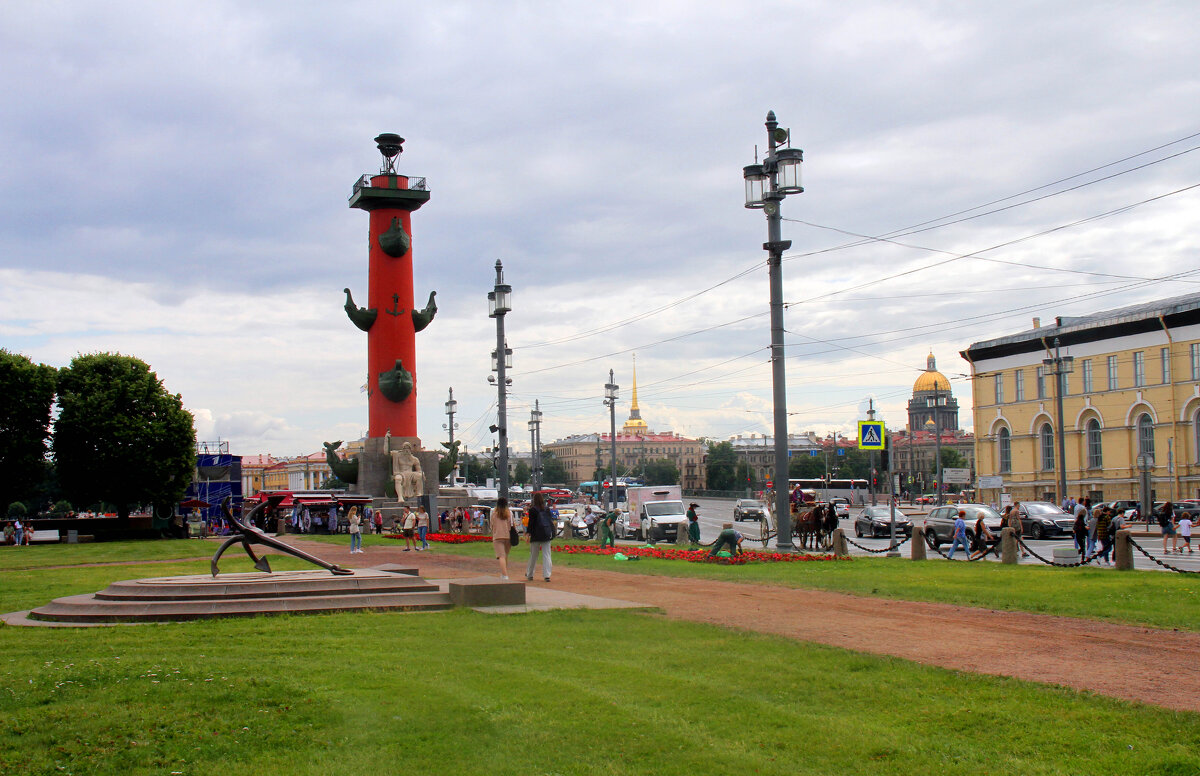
top-left (553, 544), bottom-right (849, 565)
top-left (386, 533), bottom-right (492, 544)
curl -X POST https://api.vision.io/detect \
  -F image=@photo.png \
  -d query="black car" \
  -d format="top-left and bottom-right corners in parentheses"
top-left (852, 506), bottom-right (912, 538)
top-left (733, 499), bottom-right (767, 522)
top-left (1017, 501), bottom-right (1073, 539)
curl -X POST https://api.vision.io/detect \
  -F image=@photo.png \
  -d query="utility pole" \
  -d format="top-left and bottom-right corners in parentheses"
top-left (867, 399), bottom-right (877, 506)
top-left (604, 371), bottom-right (619, 511)
top-left (1042, 337), bottom-right (1075, 505)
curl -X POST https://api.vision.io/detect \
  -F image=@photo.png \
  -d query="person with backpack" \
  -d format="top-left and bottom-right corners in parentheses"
top-left (524, 492), bottom-right (555, 582)
top-left (1072, 501), bottom-right (1089, 558)
top-left (1095, 507), bottom-right (1113, 565)
top-left (1157, 502), bottom-right (1177, 554)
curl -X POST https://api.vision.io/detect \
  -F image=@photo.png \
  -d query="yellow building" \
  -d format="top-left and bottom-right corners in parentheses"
top-left (963, 293), bottom-right (1200, 504)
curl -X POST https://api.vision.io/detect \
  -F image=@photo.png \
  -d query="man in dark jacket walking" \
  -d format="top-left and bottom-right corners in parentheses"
top-left (525, 492), bottom-right (556, 582)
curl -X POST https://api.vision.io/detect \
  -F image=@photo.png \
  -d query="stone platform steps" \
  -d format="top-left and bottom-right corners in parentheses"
top-left (27, 568), bottom-right (452, 624)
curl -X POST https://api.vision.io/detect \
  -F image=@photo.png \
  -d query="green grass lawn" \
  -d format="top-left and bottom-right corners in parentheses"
top-left (1, 541), bottom-right (1198, 774)
top-left (1, 603), bottom-right (1198, 775)
top-left (417, 537), bottom-right (1200, 632)
top-left (0, 539), bottom-right (213, 571)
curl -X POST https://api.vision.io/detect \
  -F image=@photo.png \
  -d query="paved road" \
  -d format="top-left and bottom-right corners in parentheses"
top-left (614, 496), bottom-right (1200, 572)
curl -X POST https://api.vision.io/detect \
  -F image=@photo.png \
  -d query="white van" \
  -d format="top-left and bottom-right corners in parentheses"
top-left (616, 486), bottom-right (687, 542)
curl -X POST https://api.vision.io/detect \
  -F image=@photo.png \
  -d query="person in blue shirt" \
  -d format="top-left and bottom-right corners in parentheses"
top-left (948, 509), bottom-right (971, 560)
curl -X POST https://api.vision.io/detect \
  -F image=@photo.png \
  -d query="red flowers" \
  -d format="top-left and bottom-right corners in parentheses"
top-left (552, 544), bottom-right (848, 565)
top-left (389, 533), bottom-right (492, 544)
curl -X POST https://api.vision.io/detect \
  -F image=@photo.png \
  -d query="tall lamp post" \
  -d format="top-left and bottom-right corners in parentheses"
top-left (604, 371), bottom-right (619, 511)
top-left (488, 261), bottom-right (512, 498)
top-left (1042, 337), bottom-right (1075, 504)
top-left (443, 387), bottom-right (458, 483)
top-left (927, 387), bottom-right (946, 506)
top-left (744, 110), bottom-right (803, 551)
top-left (528, 400), bottom-right (543, 491)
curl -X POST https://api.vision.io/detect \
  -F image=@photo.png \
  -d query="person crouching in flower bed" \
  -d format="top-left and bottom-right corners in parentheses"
top-left (707, 523), bottom-right (744, 558)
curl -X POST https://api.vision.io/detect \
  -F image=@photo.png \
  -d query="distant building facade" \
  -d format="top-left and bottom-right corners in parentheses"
top-left (963, 292), bottom-right (1200, 504)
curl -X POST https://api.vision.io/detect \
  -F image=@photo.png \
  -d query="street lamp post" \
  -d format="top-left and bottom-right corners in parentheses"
top-left (1042, 337), bottom-right (1075, 505)
top-left (488, 261), bottom-right (512, 498)
top-left (443, 387), bottom-right (458, 482)
top-left (744, 110), bottom-right (803, 551)
top-left (528, 400), bottom-right (543, 491)
top-left (927, 388), bottom-right (946, 506)
top-left (604, 371), bottom-right (619, 512)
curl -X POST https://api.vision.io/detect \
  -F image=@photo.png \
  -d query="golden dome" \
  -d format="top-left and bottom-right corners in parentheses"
top-left (913, 370), bottom-right (951, 393)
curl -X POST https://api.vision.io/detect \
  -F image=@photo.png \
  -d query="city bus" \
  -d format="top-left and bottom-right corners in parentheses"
top-left (788, 478), bottom-right (869, 505)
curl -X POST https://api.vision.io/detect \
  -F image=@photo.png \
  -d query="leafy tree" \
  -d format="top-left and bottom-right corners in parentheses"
top-left (52, 353), bottom-right (195, 523)
top-left (940, 448), bottom-right (968, 470)
top-left (8, 501), bottom-right (27, 518)
top-left (540, 450), bottom-right (568, 485)
top-left (788, 452), bottom-right (825, 479)
top-left (461, 452), bottom-right (495, 484)
top-left (0, 350), bottom-right (57, 509)
top-left (320, 476), bottom-right (348, 490)
top-left (513, 460), bottom-right (531, 485)
top-left (706, 441), bottom-right (738, 490)
top-left (643, 458), bottom-right (679, 486)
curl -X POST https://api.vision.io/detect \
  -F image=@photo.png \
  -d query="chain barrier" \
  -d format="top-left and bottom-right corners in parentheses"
top-left (1128, 536), bottom-right (1200, 574)
top-left (1012, 535), bottom-right (1104, 568)
top-left (844, 533), bottom-right (912, 554)
top-left (922, 530), bottom-right (990, 561)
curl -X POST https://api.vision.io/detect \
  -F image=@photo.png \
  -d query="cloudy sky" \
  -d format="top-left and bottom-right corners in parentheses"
top-left (3, 1), bottom-right (1199, 458)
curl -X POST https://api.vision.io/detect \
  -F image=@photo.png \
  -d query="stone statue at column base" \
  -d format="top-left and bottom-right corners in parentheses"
top-left (391, 441), bottom-right (425, 501)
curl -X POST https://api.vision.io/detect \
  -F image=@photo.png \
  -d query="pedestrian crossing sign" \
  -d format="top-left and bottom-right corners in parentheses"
top-left (858, 421), bottom-right (885, 450)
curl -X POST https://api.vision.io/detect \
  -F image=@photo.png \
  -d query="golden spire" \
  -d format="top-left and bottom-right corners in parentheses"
top-left (622, 354), bottom-right (648, 434)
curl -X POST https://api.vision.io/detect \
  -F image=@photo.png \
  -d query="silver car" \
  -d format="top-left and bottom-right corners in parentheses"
top-left (925, 504), bottom-right (1004, 546)
top-left (733, 499), bottom-right (767, 522)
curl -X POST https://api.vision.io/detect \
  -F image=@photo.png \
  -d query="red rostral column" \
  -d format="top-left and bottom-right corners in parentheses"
top-left (347, 134), bottom-right (432, 441)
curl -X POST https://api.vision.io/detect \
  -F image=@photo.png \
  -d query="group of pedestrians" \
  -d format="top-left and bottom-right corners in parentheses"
top-left (489, 493), bottom-right (556, 581)
top-left (1154, 501), bottom-right (1195, 554)
top-left (2, 520), bottom-right (30, 546)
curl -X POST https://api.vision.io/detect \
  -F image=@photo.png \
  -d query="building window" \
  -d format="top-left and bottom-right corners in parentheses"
top-left (1040, 423), bottom-right (1054, 471)
top-left (1037, 370), bottom-right (1046, 399)
top-left (1081, 359), bottom-right (1093, 393)
top-left (1192, 343), bottom-right (1200, 380)
top-left (994, 374), bottom-right (1004, 404)
top-left (1194, 410), bottom-right (1200, 463)
top-left (1162, 347), bottom-right (1171, 384)
top-left (1133, 351), bottom-right (1145, 387)
top-left (1058, 371), bottom-right (1069, 397)
top-left (1014, 370), bottom-right (1025, 401)
top-left (1138, 413), bottom-right (1155, 459)
top-left (1086, 419), bottom-right (1102, 469)
top-left (1107, 355), bottom-right (1118, 390)
top-left (997, 427), bottom-right (1011, 474)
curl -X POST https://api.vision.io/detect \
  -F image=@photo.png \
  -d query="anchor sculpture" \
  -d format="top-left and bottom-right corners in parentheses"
top-left (210, 495), bottom-right (353, 577)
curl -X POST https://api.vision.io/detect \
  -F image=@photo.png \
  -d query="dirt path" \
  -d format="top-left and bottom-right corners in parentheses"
top-left (281, 539), bottom-right (1200, 713)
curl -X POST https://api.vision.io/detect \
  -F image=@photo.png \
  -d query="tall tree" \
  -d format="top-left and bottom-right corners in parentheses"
top-left (643, 458), bottom-right (680, 486)
top-left (540, 450), bottom-right (568, 485)
top-left (513, 459), bottom-right (531, 485)
top-left (52, 353), bottom-right (195, 522)
top-left (0, 350), bottom-right (57, 509)
top-left (706, 441), bottom-right (738, 490)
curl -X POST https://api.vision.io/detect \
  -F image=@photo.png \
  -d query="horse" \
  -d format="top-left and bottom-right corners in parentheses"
top-left (792, 505), bottom-right (822, 550)
top-left (820, 506), bottom-right (839, 550)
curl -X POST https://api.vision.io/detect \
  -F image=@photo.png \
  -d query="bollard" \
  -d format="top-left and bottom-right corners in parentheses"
top-left (911, 526), bottom-right (927, 560)
top-left (1000, 527), bottom-right (1018, 565)
top-left (831, 527), bottom-right (849, 558)
top-left (1114, 529), bottom-right (1134, 570)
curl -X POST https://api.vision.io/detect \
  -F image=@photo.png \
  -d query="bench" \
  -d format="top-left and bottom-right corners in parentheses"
top-left (30, 529), bottom-right (61, 543)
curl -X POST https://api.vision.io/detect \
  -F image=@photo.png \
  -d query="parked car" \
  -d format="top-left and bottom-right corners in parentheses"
top-left (925, 504), bottom-right (1004, 546)
top-left (1017, 501), bottom-right (1073, 539)
top-left (829, 498), bottom-right (850, 519)
top-left (853, 506), bottom-right (912, 538)
top-left (733, 499), bottom-right (767, 522)
top-left (1106, 500), bottom-right (1140, 515)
